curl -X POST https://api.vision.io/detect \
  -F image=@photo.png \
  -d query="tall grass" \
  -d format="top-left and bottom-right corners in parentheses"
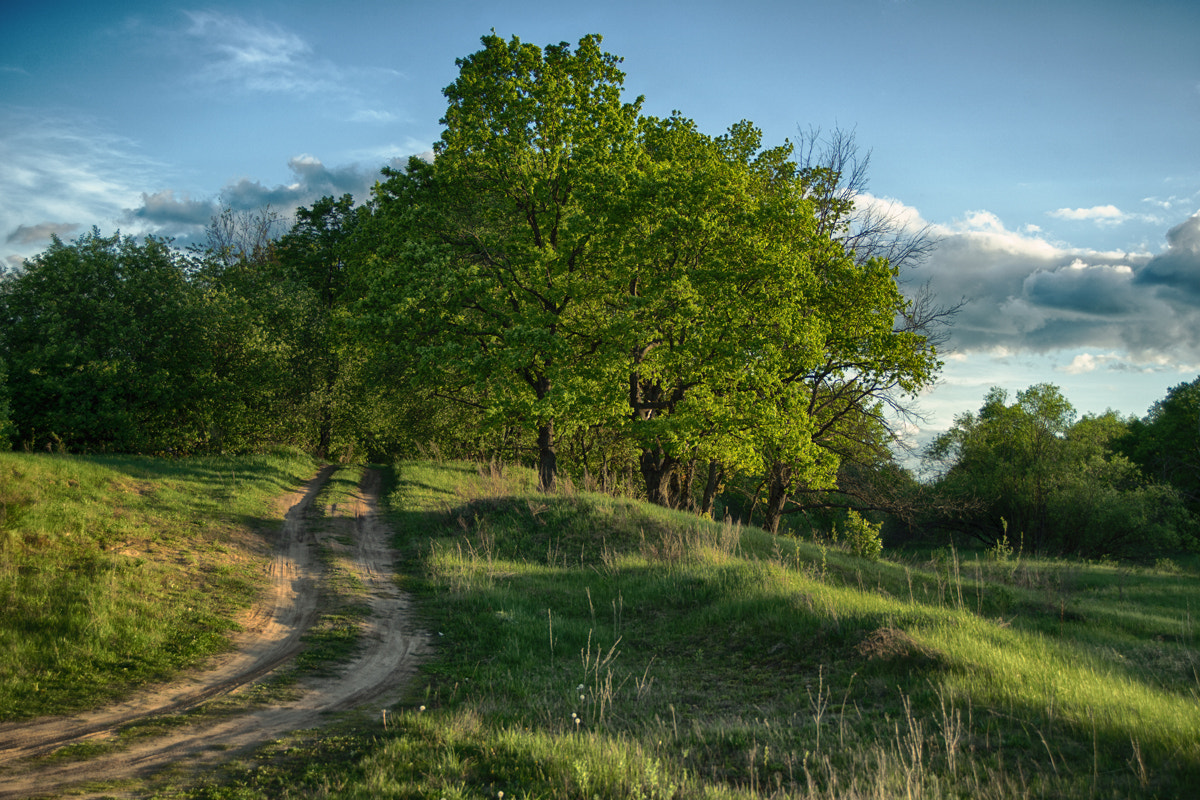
top-left (0, 448), bottom-right (316, 719)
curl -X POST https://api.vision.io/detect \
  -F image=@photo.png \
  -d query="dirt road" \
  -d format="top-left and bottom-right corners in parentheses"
top-left (0, 467), bottom-right (428, 799)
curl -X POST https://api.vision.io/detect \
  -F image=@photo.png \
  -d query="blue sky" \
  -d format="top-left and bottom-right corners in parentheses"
top-left (3, 0), bottom-right (1199, 451)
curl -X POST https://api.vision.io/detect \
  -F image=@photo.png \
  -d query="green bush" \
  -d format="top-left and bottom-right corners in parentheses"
top-left (840, 508), bottom-right (883, 559)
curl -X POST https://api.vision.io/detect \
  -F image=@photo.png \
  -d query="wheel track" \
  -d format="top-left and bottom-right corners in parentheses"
top-left (0, 466), bottom-right (428, 799)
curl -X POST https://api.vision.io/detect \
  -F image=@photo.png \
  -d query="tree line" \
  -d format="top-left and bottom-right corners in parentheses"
top-left (1, 33), bottom-right (1195, 557)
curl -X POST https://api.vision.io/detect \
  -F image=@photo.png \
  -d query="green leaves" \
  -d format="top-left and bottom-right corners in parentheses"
top-left (362, 34), bottom-right (943, 506)
top-left (927, 383), bottom-right (1194, 556)
top-left (0, 231), bottom-right (214, 452)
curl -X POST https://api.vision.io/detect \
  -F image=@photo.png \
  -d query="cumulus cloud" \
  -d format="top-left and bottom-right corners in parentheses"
top-left (1133, 213), bottom-right (1200, 299)
top-left (1059, 352), bottom-right (1122, 374)
top-left (918, 208), bottom-right (1200, 364)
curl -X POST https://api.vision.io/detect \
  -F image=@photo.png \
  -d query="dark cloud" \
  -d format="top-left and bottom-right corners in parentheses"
top-left (1023, 263), bottom-right (1137, 315)
top-left (6, 221), bottom-right (81, 245)
top-left (915, 211), bottom-right (1200, 363)
top-left (220, 155), bottom-right (380, 212)
top-left (1133, 214), bottom-right (1200, 298)
top-left (123, 190), bottom-right (218, 227)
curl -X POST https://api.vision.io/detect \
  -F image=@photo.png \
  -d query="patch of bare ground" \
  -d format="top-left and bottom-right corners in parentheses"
top-left (0, 467), bottom-right (428, 799)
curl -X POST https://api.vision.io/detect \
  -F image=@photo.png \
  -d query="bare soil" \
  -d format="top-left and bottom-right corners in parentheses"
top-left (0, 467), bottom-right (429, 799)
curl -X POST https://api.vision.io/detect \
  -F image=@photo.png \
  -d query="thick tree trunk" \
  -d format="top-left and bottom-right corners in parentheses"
top-left (537, 420), bottom-right (557, 492)
top-left (763, 463), bottom-right (793, 535)
top-left (700, 460), bottom-right (724, 518)
top-left (640, 444), bottom-right (678, 507)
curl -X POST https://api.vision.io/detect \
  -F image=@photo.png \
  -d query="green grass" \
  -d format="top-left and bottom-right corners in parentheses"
top-left (0, 447), bottom-right (317, 720)
top-left (152, 459), bottom-right (1200, 799)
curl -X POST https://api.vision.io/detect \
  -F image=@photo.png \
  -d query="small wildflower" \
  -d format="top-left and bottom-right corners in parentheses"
top-left (419, 705), bottom-right (426, 712)
top-left (577, 683), bottom-right (585, 691)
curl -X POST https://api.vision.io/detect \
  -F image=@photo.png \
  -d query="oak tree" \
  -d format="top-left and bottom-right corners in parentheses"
top-left (366, 33), bottom-right (642, 490)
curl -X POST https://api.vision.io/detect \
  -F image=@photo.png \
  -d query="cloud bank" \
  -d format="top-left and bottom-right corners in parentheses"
top-left (907, 205), bottom-right (1200, 366)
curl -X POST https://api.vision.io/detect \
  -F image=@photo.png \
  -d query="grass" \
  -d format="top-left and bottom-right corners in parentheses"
top-left (0, 446), bottom-right (317, 720)
top-left (152, 459), bottom-right (1200, 799)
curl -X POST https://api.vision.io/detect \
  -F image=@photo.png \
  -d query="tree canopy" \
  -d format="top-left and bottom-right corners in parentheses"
top-left (925, 384), bottom-right (1195, 557)
top-left (361, 34), bottom-right (942, 508)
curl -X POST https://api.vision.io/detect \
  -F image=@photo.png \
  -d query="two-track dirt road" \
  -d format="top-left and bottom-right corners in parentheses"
top-left (0, 467), bottom-right (429, 799)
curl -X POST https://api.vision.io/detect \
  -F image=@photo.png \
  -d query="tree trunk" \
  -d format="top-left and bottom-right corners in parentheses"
top-left (640, 444), bottom-right (678, 507)
top-left (537, 420), bottom-right (557, 492)
top-left (763, 462), bottom-right (793, 535)
top-left (700, 460), bottom-right (724, 518)
top-left (670, 459), bottom-right (698, 512)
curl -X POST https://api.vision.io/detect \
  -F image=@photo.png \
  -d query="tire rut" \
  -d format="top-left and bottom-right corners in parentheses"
top-left (0, 466), bottom-right (428, 799)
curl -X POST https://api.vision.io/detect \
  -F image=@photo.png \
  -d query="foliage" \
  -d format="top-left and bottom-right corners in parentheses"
top-left (926, 384), bottom-right (1194, 557)
top-left (753, 131), bottom-right (952, 534)
top-left (0, 354), bottom-right (13, 450)
top-left (838, 508), bottom-right (884, 559)
top-left (274, 194), bottom-right (379, 460)
top-left (1118, 374), bottom-right (1200, 514)
top-left (363, 34), bottom-right (942, 512)
top-left (0, 230), bottom-right (215, 453)
top-left (363, 33), bottom-right (643, 490)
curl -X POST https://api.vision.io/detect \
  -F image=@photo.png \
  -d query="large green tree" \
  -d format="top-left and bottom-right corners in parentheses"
top-left (364, 33), bottom-right (642, 490)
top-left (613, 119), bottom-right (941, 519)
top-left (609, 116), bottom-right (832, 509)
top-left (753, 130), bottom-right (950, 533)
top-left (275, 194), bottom-right (372, 459)
top-left (0, 230), bottom-right (211, 452)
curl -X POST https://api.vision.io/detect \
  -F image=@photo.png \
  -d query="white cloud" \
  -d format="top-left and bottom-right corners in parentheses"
top-left (350, 109), bottom-right (399, 123)
top-left (0, 110), bottom-right (170, 261)
top-left (1048, 204), bottom-right (1128, 223)
top-left (957, 210), bottom-right (1007, 233)
top-left (183, 10), bottom-right (331, 96)
top-left (1061, 353), bottom-right (1106, 374)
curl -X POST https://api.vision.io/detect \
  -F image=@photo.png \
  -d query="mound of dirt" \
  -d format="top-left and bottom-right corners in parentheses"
top-left (855, 627), bottom-right (943, 668)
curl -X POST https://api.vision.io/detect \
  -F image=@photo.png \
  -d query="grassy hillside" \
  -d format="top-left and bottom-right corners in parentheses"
top-left (5, 456), bottom-right (1197, 798)
top-left (170, 460), bottom-right (1200, 799)
top-left (0, 448), bottom-right (317, 719)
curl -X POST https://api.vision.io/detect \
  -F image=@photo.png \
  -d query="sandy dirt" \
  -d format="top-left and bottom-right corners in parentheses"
top-left (0, 467), bottom-right (429, 799)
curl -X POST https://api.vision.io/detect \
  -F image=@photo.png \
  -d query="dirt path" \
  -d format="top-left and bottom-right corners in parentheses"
top-left (0, 467), bottom-right (429, 799)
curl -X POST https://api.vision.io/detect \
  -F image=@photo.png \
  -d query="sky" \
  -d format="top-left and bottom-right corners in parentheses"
top-left (3, 0), bottom-right (1199, 454)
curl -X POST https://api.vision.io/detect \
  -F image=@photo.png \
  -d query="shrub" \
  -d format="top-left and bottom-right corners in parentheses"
top-left (840, 508), bottom-right (883, 559)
